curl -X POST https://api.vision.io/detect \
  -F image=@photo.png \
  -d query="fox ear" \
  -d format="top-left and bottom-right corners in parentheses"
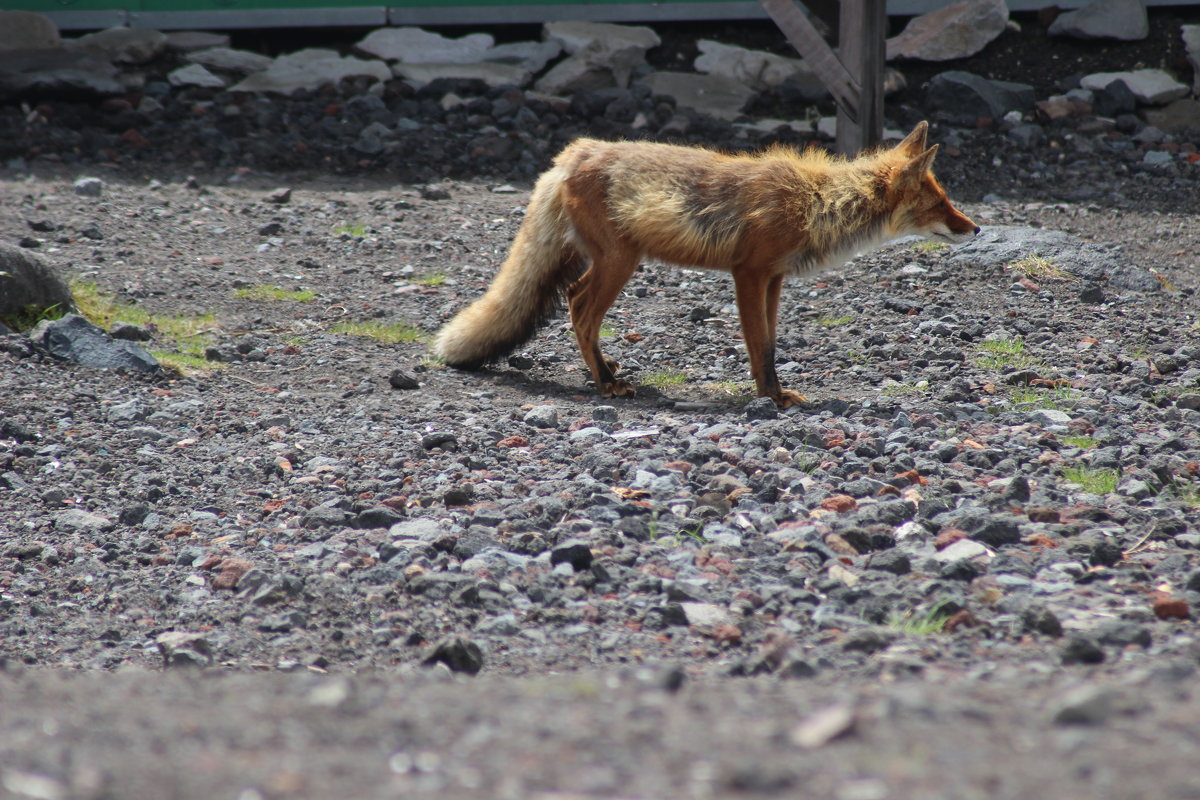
top-left (897, 144), bottom-right (939, 187)
top-left (897, 121), bottom-right (929, 157)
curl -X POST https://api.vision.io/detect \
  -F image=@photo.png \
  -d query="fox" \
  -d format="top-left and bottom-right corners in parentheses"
top-left (432, 121), bottom-right (978, 407)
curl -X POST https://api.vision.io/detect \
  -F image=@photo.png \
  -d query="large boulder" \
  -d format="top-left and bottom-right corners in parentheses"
top-left (1181, 25), bottom-right (1200, 94)
top-left (1048, 0), bottom-right (1149, 41)
top-left (694, 39), bottom-right (814, 91)
top-left (230, 49), bottom-right (390, 94)
top-left (1080, 69), bottom-right (1189, 105)
top-left (0, 10), bottom-right (60, 51)
top-left (184, 46), bottom-right (272, 74)
top-left (535, 21), bottom-right (660, 92)
top-left (355, 27), bottom-right (494, 63)
top-left (65, 26), bottom-right (167, 64)
top-left (948, 226), bottom-right (1160, 292)
top-left (0, 49), bottom-right (122, 100)
top-left (639, 71), bottom-right (755, 120)
top-left (925, 71), bottom-right (1034, 124)
top-left (0, 243), bottom-right (73, 324)
top-left (887, 0), bottom-right (1010, 61)
top-left (30, 314), bottom-right (160, 373)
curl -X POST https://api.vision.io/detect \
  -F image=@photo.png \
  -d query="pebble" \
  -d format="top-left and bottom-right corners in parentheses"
top-left (73, 177), bottom-right (104, 197)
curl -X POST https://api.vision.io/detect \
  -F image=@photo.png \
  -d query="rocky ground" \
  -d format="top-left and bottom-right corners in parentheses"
top-left (2, 9), bottom-right (1200, 800)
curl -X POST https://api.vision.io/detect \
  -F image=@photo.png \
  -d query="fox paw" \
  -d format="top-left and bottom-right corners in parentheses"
top-left (601, 379), bottom-right (636, 398)
top-left (775, 389), bottom-right (808, 408)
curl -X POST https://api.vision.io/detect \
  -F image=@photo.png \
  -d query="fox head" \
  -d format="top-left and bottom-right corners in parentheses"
top-left (885, 122), bottom-right (979, 244)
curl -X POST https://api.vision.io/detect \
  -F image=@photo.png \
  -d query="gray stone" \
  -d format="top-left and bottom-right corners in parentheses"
top-left (523, 405), bottom-right (560, 428)
top-left (55, 509), bottom-right (115, 532)
top-left (543, 20), bottom-right (660, 56)
top-left (840, 626), bottom-right (899, 653)
top-left (388, 369), bottom-right (419, 390)
top-left (0, 49), bottom-right (122, 99)
top-left (1093, 79), bottom-right (1137, 116)
top-left (0, 242), bottom-right (72, 321)
top-left (164, 31), bottom-right (230, 52)
top-left (74, 176), bottom-right (104, 197)
top-left (481, 40), bottom-right (562, 73)
top-left (954, 512), bottom-right (1022, 546)
top-left (1184, 25), bottom-right (1200, 94)
top-left (355, 27), bottom-right (493, 63)
top-left (301, 505), bottom-right (350, 529)
top-left (1142, 150), bottom-right (1174, 167)
top-left (32, 314), bottom-right (160, 373)
top-left (745, 397), bottom-right (779, 420)
top-left (1006, 123), bottom-right (1046, 148)
top-left (639, 71), bottom-right (755, 121)
top-left (569, 426), bottom-right (609, 442)
top-left (1030, 408), bottom-right (1072, 427)
top-left (185, 47), bottom-right (272, 74)
top-left (1080, 69), bottom-right (1189, 105)
top-left (925, 71), bottom-right (1034, 124)
top-left (694, 39), bottom-right (813, 91)
top-left (388, 517), bottom-right (444, 542)
top-left (1053, 685), bottom-right (1143, 725)
top-left (230, 49), bottom-right (390, 95)
top-left (680, 602), bottom-right (733, 628)
top-left (549, 539), bottom-right (593, 571)
top-left (948, 226), bottom-right (1161, 292)
top-left (1142, 99), bottom-right (1200, 134)
top-left (1049, 0), bottom-right (1148, 41)
top-left (110, 321), bottom-right (152, 341)
top-left (421, 635), bottom-right (484, 674)
top-left (393, 61), bottom-right (531, 89)
top-left (887, 0), bottom-right (1009, 61)
top-left (0, 10), bottom-right (60, 51)
top-left (1061, 635), bottom-right (1106, 665)
top-left (168, 63), bottom-right (225, 89)
top-left (106, 399), bottom-right (150, 424)
top-left (66, 27), bottom-right (167, 65)
top-left (155, 631), bottom-right (214, 668)
top-left (535, 36), bottom-right (649, 94)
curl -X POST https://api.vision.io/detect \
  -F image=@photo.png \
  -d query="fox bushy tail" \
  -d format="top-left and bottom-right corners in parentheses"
top-left (433, 166), bottom-right (584, 369)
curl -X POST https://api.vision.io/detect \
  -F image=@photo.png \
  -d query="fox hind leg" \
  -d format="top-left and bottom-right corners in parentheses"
top-left (567, 248), bottom-right (640, 398)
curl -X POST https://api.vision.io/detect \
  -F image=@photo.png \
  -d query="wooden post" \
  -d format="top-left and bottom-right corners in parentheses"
top-left (836, 0), bottom-right (886, 155)
top-left (759, 0), bottom-right (886, 156)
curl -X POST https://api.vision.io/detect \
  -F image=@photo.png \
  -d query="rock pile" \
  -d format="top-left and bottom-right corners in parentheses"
top-left (0, 5), bottom-right (1196, 181)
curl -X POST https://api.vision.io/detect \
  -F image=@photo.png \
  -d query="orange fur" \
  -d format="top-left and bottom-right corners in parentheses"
top-left (432, 121), bottom-right (978, 406)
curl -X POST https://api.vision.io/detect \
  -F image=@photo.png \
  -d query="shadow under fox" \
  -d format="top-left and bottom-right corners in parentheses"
top-left (433, 121), bottom-right (979, 407)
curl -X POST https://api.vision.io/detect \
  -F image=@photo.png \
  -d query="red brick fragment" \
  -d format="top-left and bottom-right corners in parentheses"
top-left (820, 495), bottom-right (857, 513)
top-left (1153, 597), bottom-right (1191, 621)
top-left (211, 558), bottom-right (253, 591)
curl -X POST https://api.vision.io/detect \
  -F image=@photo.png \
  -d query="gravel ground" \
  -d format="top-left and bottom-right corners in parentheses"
top-left (2, 12), bottom-right (1200, 800)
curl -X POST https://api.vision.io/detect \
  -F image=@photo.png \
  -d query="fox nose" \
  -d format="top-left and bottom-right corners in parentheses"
top-left (973, 225), bottom-right (981, 235)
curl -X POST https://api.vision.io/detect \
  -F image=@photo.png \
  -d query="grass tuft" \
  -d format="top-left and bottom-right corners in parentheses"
top-left (414, 272), bottom-right (447, 288)
top-left (331, 320), bottom-right (426, 344)
top-left (333, 222), bottom-right (367, 238)
top-left (1010, 253), bottom-right (1070, 281)
top-left (231, 285), bottom-right (316, 302)
top-left (0, 302), bottom-right (69, 331)
top-left (912, 241), bottom-right (949, 254)
top-left (888, 603), bottom-right (956, 635)
top-left (974, 336), bottom-right (1046, 372)
top-left (1060, 434), bottom-right (1097, 450)
top-left (702, 380), bottom-right (756, 404)
top-left (643, 369), bottom-right (688, 390)
top-left (815, 313), bottom-right (853, 327)
top-left (1062, 466), bottom-right (1119, 495)
top-left (72, 280), bottom-right (218, 365)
